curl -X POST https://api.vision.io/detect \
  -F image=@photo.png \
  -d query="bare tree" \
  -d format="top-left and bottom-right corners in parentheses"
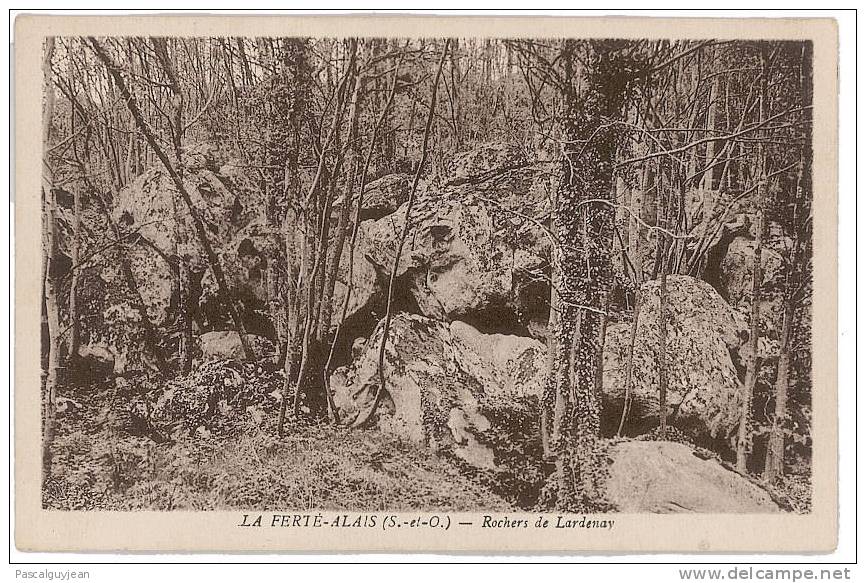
top-left (737, 45), bottom-right (772, 472)
top-left (41, 37), bottom-right (60, 482)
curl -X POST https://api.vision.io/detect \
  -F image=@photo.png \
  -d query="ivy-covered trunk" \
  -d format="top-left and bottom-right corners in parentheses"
top-left (544, 39), bottom-right (630, 510)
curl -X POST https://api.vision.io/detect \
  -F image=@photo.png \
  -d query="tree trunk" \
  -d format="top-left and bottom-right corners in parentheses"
top-left (67, 189), bottom-right (82, 362)
top-left (176, 255), bottom-right (193, 374)
top-left (764, 300), bottom-right (793, 481)
top-left (41, 37), bottom-right (59, 484)
top-left (547, 39), bottom-right (627, 510)
top-left (736, 47), bottom-right (771, 473)
top-left (319, 68), bottom-right (364, 346)
top-left (617, 288), bottom-right (641, 437)
top-left (701, 74), bottom-right (720, 224)
top-left (67, 46), bottom-right (82, 362)
top-left (658, 260), bottom-right (669, 438)
top-left (764, 42), bottom-right (812, 482)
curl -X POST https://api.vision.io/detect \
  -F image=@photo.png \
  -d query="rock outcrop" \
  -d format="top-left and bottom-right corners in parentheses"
top-left (720, 236), bottom-right (786, 306)
top-left (331, 313), bottom-right (546, 470)
top-left (601, 276), bottom-right (746, 443)
top-left (334, 275), bottom-right (752, 468)
top-left (353, 161), bottom-right (554, 335)
top-left (606, 441), bottom-right (780, 513)
top-left (356, 173), bottom-right (411, 221)
top-left (104, 144), bottom-right (274, 329)
top-left (198, 331), bottom-right (275, 363)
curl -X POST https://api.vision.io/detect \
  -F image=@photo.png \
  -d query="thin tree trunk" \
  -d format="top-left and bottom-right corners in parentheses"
top-left (68, 192), bottom-right (82, 361)
top-left (595, 290), bottom-right (612, 405)
top-left (350, 40), bottom-right (450, 430)
top-left (236, 38), bottom-right (253, 85)
top-left (617, 288), bottom-right (641, 437)
top-left (541, 262), bottom-right (560, 459)
top-left (764, 300), bottom-right (793, 481)
top-left (658, 259), bottom-right (669, 438)
top-left (702, 75), bottom-right (719, 224)
top-left (318, 68), bottom-right (364, 346)
top-left (177, 259), bottom-right (193, 374)
top-left (736, 48), bottom-right (771, 473)
top-left (41, 37), bottom-right (58, 484)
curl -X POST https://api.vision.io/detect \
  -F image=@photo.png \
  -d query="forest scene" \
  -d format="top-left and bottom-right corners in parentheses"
top-left (40, 35), bottom-right (813, 513)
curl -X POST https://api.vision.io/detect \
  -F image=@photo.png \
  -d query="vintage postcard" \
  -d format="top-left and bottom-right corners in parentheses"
top-left (14, 13), bottom-right (838, 553)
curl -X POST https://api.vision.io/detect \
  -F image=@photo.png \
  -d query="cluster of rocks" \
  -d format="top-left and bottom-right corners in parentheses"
top-left (77, 141), bottom-right (787, 512)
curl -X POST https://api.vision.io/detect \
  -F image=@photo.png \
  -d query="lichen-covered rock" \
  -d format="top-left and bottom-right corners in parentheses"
top-left (720, 236), bottom-right (786, 307)
top-left (357, 173), bottom-right (411, 221)
top-left (327, 220), bottom-right (389, 331)
top-left (355, 159), bottom-right (554, 331)
top-left (602, 276), bottom-right (745, 442)
top-left (719, 235), bottom-right (794, 366)
top-left (444, 142), bottom-right (529, 187)
top-left (198, 330), bottom-right (275, 363)
top-left (331, 314), bottom-right (547, 471)
top-left (323, 143), bottom-right (556, 335)
top-left (449, 320), bottom-right (547, 405)
top-left (606, 441), bottom-right (780, 513)
top-left (107, 143), bottom-right (271, 328)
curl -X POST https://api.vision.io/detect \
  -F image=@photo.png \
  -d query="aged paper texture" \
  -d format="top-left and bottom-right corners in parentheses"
top-left (15, 13), bottom-right (838, 552)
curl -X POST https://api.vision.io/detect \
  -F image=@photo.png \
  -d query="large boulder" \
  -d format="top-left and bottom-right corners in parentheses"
top-left (104, 144), bottom-right (273, 328)
top-left (354, 156), bottom-right (554, 333)
top-left (720, 235), bottom-right (794, 366)
top-left (335, 276), bottom-right (751, 463)
top-left (602, 276), bottom-right (746, 443)
top-left (324, 143), bottom-right (555, 335)
top-left (606, 441), bottom-right (780, 513)
top-left (331, 313), bottom-right (546, 471)
top-left (357, 173), bottom-right (411, 221)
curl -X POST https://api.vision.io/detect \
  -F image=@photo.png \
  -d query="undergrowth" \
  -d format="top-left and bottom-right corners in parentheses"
top-left (44, 368), bottom-right (510, 512)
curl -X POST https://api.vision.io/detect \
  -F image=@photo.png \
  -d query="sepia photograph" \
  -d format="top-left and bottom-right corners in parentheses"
top-left (13, 13), bottom-right (840, 553)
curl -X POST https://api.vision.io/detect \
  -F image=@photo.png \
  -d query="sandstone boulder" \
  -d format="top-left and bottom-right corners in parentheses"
top-left (323, 144), bottom-right (555, 335)
top-left (331, 314), bottom-right (546, 470)
top-left (602, 276), bottom-right (745, 442)
top-left (606, 441), bottom-right (780, 513)
top-left (355, 159), bottom-right (554, 332)
top-left (106, 144), bottom-right (271, 328)
top-left (357, 173), bottom-right (411, 221)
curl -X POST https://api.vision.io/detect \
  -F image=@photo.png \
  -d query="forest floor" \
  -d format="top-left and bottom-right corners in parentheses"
top-left (43, 371), bottom-right (811, 513)
top-left (43, 379), bottom-right (511, 512)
